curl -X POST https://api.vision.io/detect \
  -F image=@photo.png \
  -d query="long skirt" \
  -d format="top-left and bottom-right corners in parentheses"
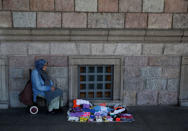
top-left (44, 88), bottom-right (63, 112)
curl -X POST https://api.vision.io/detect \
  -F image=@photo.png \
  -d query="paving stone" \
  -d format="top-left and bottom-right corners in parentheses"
top-left (125, 56), bottom-right (148, 66)
top-left (3, 0), bottom-right (29, 10)
top-left (173, 14), bottom-right (188, 29)
top-left (28, 42), bottom-right (50, 54)
top-left (13, 12), bottom-right (36, 28)
top-left (162, 67), bottom-right (180, 79)
top-left (165, 0), bottom-right (187, 13)
top-left (98, 0), bottom-right (118, 12)
top-left (50, 42), bottom-right (78, 55)
top-left (37, 12), bottom-right (61, 28)
top-left (148, 14), bottom-right (172, 29)
top-left (137, 90), bottom-right (158, 105)
top-left (124, 78), bottom-right (145, 91)
top-left (119, 0), bottom-right (142, 12)
top-left (143, 44), bottom-right (163, 55)
top-left (146, 79), bottom-right (167, 90)
top-left (30, 0), bottom-right (54, 11)
top-left (55, 0), bottom-right (74, 11)
top-left (149, 56), bottom-right (181, 66)
top-left (141, 67), bottom-right (162, 79)
top-left (91, 44), bottom-right (104, 55)
top-left (78, 43), bottom-right (90, 55)
top-left (143, 0), bottom-right (164, 12)
top-left (126, 13), bottom-right (147, 28)
top-left (103, 44), bottom-right (117, 55)
top-left (0, 42), bottom-right (27, 55)
top-left (123, 91), bottom-right (136, 106)
top-left (125, 67), bottom-right (141, 78)
top-left (75, 0), bottom-right (97, 12)
top-left (167, 79), bottom-right (179, 91)
top-left (164, 44), bottom-right (184, 55)
top-left (115, 43), bottom-right (141, 55)
top-left (62, 13), bottom-right (87, 28)
top-left (88, 13), bottom-right (124, 28)
top-left (0, 11), bottom-right (12, 28)
top-left (159, 91), bottom-right (178, 105)
top-left (9, 56), bottom-right (35, 67)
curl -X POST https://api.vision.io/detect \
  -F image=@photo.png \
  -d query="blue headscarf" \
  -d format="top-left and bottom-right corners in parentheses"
top-left (35, 59), bottom-right (51, 86)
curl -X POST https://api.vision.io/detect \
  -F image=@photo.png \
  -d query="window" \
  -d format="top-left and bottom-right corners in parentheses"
top-left (78, 65), bottom-right (114, 100)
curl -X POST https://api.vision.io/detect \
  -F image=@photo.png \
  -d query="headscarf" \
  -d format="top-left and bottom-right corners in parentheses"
top-left (35, 59), bottom-right (51, 86)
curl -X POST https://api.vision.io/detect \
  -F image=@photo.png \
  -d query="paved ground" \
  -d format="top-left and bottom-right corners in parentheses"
top-left (0, 106), bottom-right (188, 131)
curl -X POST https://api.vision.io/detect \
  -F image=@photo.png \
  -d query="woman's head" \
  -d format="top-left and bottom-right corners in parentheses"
top-left (35, 59), bottom-right (48, 71)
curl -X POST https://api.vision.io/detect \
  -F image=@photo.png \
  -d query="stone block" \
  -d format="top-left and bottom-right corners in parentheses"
top-left (0, 0), bottom-right (2, 9)
top-left (145, 36), bottom-right (181, 42)
top-left (55, 78), bottom-right (68, 90)
top-left (28, 42), bottom-right (50, 55)
top-left (146, 79), bottom-right (167, 90)
top-left (71, 36), bottom-right (107, 41)
top-left (13, 12), bottom-right (36, 28)
top-left (103, 44), bottom-right (117, 55)
top-left (126, 13), bottom-right (147, 28)
top-left (148, 14), bottom-right (172, 29)
top-left (114, 43), bottom-right (141, 55)
top-left (108, 36), bottom-right (145, 41)
top-left (9, 68), bottom-right (25, 79)
top-left (159, 91), bottom-right (177, 105)
top-left (75, 0), bottom-right (97, 12)
top-left (55, 0), bottom-right (74, 11)
top-left (124, 78), bottom-right (145, 91)
top-left (37, 12), bottom-right (61, 28)
top-left (125, 56), bottom-right (148, 66)
top-left (149, 56), bottom-right (181, 66)
top-left (9, 78), bottom-right (28, 90)
top-left (164, 44), bottom-right (184, 55)
top-left (0, 11), bottom-right (12, 28)
top-left (165, 0), bottom-right (187, 13)
top-left (91, 44), bottom-right (104, 55)
top-left (0, 42), bottom-right (27, 55)
top-left (162, 67), bottom-right (180, 79)
top-left (123, 91), bottom-right (136, 106)
top-left (3, 0), bottom-right (29, 10)
top-left (109, 30), bottom-right (145, 36)
top-left (48, 67), bottom-right (68, 78)
top-left (119, 0), bottom-right (142, 12)
top-left (141, 67), bottom-right (162, 79)
top-left (143, 44), bottom-right (163, 55)
top-left (9, 56), bottom-right (35, 67)
top-left (50, 42), bottom-right (78, 55)
top-left (173, 14), bottom-right (188, 29)
top-left (125, 67), bottom-right (141, 78)
top-left (88, 13), bottom-right (124, 28)
top-left (167, 79), bottom-right (179, 91)
top-left (30, 0), bottom-right (54, 11)
top-left (98, 0), bottom-right (118, 12)
top-left (49, 56), bottom-right (68, 67)
top-left (137, 90), bottom-right (158, 105)
top-left (78, 43), bottom-right (90, 55)
top-left (71, 30), bottom-right (108, 36)
top-left (62, 13), bottom-right (87, 28)
top-left (9, 91), bottom-right (26, 107)
top-left (143, 0), bottom-right (164, 12)
top-left (146, 30), bottom-right (183, 36)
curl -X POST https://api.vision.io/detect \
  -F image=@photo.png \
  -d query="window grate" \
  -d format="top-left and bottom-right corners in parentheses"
top-left (78, 65), bottom-right (114, 100)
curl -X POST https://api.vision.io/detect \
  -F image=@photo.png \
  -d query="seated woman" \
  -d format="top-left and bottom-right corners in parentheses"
top-left (31, 59), bottom-right (63, 113)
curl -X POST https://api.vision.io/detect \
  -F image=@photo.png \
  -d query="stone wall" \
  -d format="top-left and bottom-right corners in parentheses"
top-left (0, 0), bottom-right (188, 29)
top-left (0, 41), bottom-right (184, 107)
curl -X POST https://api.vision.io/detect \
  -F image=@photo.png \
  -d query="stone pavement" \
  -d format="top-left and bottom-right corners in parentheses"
top-left (0, 106), bottom-right (188, 131)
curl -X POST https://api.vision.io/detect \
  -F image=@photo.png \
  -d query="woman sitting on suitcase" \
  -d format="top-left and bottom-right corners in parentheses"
top-left (31, 59), bottom-right (63, 113)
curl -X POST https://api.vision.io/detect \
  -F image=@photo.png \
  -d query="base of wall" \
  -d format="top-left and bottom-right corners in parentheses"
top-left (180, 100), bottom-right (188, 106)
top-left (0, 103), bottom-right (8, 109)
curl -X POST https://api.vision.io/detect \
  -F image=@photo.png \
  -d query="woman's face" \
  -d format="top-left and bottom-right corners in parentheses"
top-left (42, 63), bottom-right (48, 71)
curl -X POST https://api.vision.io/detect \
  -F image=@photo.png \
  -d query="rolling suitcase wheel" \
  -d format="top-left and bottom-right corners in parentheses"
top-left (29, 106), bottom-right (39, 115)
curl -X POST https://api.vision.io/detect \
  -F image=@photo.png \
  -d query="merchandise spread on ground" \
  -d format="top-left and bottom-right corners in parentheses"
top-left (67, 99), bottom-right (135, 122)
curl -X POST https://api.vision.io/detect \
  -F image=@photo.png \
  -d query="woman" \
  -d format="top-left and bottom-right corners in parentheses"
top-left (31, 59), bottom-right (63, 113)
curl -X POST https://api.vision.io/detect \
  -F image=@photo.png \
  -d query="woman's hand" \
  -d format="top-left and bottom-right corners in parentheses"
top-left (51, 86), bottom-right (56, 91)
